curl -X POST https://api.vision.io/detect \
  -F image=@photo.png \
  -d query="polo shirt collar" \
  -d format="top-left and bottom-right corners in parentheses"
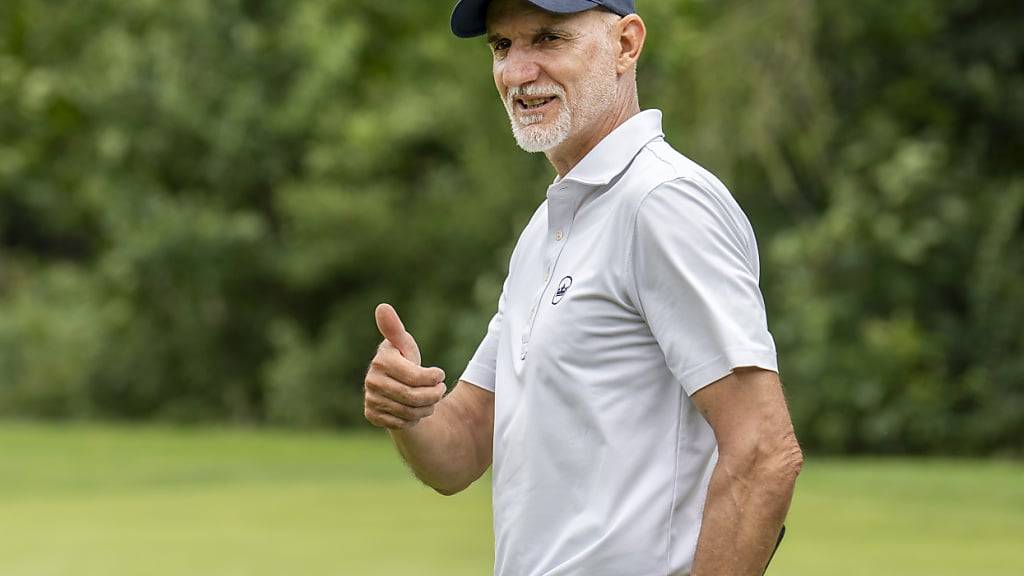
top-left (553, 109), bottom-right (665, 188)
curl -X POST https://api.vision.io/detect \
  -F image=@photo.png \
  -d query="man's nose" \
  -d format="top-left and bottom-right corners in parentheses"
top-left (501, 46), bottom-right (541, 89)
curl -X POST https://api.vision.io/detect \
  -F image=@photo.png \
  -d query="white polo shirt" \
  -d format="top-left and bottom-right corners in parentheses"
top-left (462, 110), bottom-right (777, 576)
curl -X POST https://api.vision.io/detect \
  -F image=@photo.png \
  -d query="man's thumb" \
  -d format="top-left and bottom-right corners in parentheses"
top-left (375, 303), bottom-right (420, 363)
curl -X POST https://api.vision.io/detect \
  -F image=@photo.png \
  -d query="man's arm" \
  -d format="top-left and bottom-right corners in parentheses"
top-left (363, 303), bottom-right (494, 495)
top-left (388, 381), bottom-right (493, 495)
top-left (689, 367), bottom-right (803, 576)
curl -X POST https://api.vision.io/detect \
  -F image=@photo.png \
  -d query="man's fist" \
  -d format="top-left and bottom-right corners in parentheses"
top-left (364, 303), bottom-right (446, 430)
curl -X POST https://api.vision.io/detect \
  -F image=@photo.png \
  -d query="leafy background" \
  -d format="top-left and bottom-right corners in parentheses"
top-left (1, 0), bottom-right (1021, 455)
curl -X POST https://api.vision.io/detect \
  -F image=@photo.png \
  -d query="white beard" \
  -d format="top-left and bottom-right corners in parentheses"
top-left (505, 84), bottom-right (572, 153)
top-left (502, 50), bottom-right (619, 153)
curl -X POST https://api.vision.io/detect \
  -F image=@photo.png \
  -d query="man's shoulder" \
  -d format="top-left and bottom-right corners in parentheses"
top-left (506, 198), bottom-right (548, 262)
top-left (613, 139), bottom-right (758, 263)
top-left (616, 138), bottom-right (733, 214)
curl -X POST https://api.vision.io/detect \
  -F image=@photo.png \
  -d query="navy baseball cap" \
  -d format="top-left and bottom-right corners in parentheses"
top-left (451, 0), bottom-right (636, 38)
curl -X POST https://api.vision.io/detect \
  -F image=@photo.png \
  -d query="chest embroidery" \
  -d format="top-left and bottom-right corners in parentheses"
top-left (551, 275), bottom-right (573, 305)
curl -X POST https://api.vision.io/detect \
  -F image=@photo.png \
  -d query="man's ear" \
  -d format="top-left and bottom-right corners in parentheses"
top-left (615, 14), bottom-right (646, 75)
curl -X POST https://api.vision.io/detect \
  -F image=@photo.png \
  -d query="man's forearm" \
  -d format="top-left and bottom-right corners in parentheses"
top-left (690, 453), bottom-right (800, 575)
top-left (389, 395), bottom-right (489, 495)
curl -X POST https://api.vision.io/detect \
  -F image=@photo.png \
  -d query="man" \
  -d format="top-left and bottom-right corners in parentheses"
top-left (363, 0), bottom-right (803, 574)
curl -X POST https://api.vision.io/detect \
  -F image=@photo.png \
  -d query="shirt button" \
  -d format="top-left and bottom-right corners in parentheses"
top-left (544, 271), bottom-right (550, 282)
top-left (529, 305), bottom-right (537, 320)
top-left (555, 229), bottom-right (564, 241)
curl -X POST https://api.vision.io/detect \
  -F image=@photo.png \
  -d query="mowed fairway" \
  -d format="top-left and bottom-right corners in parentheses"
top-left (0, 424), bottom-right (1020, 576)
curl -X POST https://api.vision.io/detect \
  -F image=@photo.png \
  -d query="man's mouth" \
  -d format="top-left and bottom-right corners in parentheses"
top-left (515, 96), bottom-right (557, 111)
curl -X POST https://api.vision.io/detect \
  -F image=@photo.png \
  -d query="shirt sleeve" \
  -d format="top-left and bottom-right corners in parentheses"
top-left (629, 177), bottom-right (778, 396)
top-left (459, 276), bottom-right (508, 392)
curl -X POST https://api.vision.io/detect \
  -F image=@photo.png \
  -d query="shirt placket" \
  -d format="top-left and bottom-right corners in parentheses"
top-left (520, 182), bottom-right (580, 362)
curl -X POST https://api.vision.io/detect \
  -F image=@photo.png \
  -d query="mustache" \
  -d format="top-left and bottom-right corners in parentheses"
top-left (506, 84), bottom-right (566, 106)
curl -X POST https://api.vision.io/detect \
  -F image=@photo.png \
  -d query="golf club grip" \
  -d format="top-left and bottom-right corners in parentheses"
top-left (761, 525), bottom-right (786, 575)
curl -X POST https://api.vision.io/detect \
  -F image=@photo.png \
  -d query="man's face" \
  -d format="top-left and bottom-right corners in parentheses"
top-left (486, 0), bottom-right (620, 153)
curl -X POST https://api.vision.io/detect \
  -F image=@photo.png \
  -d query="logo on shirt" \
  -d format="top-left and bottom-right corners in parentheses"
top-left (551, 275), bottom-right (573, 305)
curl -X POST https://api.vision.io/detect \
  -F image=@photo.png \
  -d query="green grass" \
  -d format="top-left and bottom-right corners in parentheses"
top-left (0, 424), bottom-right (1020, 575)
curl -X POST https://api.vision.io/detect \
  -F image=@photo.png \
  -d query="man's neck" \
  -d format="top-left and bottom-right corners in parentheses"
top-left (545, 98), bottom-right (642, 178)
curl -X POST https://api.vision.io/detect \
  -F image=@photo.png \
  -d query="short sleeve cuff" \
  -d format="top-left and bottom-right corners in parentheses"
top-left (676, 348), bottom-right (778, 396)
top-left (460, 360), bottom-right (496, 392)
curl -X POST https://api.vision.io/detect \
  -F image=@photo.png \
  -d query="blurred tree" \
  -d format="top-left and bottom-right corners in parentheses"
top-left (677, 0), bottom-right (1024, 454)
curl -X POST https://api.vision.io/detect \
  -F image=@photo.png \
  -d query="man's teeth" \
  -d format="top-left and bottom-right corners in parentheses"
top-left (520, 97), bottom-right (552, 109)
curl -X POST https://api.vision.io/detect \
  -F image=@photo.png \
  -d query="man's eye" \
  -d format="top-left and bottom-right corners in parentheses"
top-left (541, 34), bottom-right (561, 43)
top-left (493, 40), bottom-right (511, 51)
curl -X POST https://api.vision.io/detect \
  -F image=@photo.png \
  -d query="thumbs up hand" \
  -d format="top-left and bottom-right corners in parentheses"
top-left (364, 303), bottom-right (447, 430)
top-left (374, 302), bottom-right (425, 366)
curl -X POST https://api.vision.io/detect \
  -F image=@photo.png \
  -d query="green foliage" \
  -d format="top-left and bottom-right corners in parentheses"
top-left (0, 265), bottom-right (112, 417)
top-left (763, 0), bottom-right (1024, 454)
top-left (0, 0), bottom-right (1020, 453)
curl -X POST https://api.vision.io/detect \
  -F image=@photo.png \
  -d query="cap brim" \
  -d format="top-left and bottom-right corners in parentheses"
top-left (451, 0), bottom-right (600, 39)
